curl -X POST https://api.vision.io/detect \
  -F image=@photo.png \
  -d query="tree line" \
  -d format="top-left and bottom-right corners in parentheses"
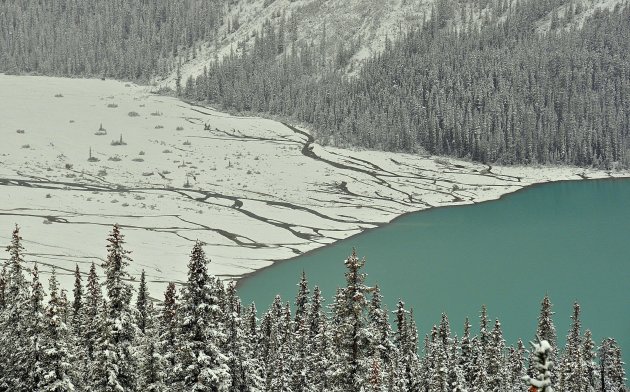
top-left (182, 0), bottom-right (630, 168)
top-left (0, 224), bottom-right (626, 391)
top-left (2, 0), bottom-right (628, 168)
top-left (0, 0), bottom-right (224, 80)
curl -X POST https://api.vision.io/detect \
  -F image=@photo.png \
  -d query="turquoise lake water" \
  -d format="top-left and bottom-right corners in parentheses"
top-left (237, 178), bottom-right (630, 369)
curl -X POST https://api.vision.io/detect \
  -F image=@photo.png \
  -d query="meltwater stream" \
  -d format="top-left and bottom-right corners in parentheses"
top-left (238, 178), bottom-right (630, 368)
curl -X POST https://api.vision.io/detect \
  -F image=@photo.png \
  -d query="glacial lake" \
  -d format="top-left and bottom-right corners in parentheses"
top-left (238, 178), bottom-right (630, 367)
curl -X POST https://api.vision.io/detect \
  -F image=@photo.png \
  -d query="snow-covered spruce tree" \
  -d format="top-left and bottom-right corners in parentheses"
top-left (479, 305), bottom-right (490, 360)
top-left (294, 271), bottom-right (310, 329)
top-left (139, 291), bottom-right (167, 392)
top-left (176, 240), bottom-right (230, 391)
top-left (0, 225), bottom-right (33, 391)
top-left (27, 262), bottom-right (46, 389)
top-left (449, 336), bottom-right (468, 392)
top-left (523, 340), bottom-right (554, 392)
top-left (101, 223), bottom-right (138, 391)
top-left (38, 269), bottom-right (76, 392)
top-left (71, 264), bottom-right (83, 335)
top-left (469, 337), bottom-right (488, 392)
top-left (536, 295), bottom-right (557, 349)
top-left (367, 349), bottom-right (387, 392)
top-left (140, 330), bottom-right (167, 392)
top-left (598, 338), bottom-right (627, 392)
top-left (90, 298), bottom-right (125, 392)
top-left (83, 262), bottom-right (102, 361)
top-left (136, 269), bottom-right (149, 335)
top-left (290, 273), bottom-right (311, 392)
top-left (558, 302), bottom-right (589, 392)
top-left (259, 295), bottom-right (283, 383)
top-left (508, 340), bottom-right (527, 392)
top-left (394, 301), bottom-right (420, 392)
top-left (306, 286), bottom-right (333, 391)
top-left (242, 302), bottom-right (265, 391)
top-left (487, 319), bottom-right (508, 392)
top-left (159, 282), bottom-right (179, 387)
top-left (460, 317), bottom-right (474, 388)
top-left (0, 266), bottom-right (6, 311)
top-left (427, 315), bottom-right (450, 392)
top-left (267, 303), bottom-right (295, 392)
top-left (368, 286), bottom-right (397, 391)
top-left (406, 311), bottom-right (422, 391)
top-left (59, 288), bottom-right (69, 325)
top-left (581, 330), bottom-right (598, 391)
top-left (530, 295), bottom-right (557, 381)
top-left (224, 281), bottom-right (263, 392)
top-left (329, 249), bottom-right (374, 392)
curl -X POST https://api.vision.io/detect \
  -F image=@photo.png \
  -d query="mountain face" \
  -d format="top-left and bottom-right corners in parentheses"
top-left (1, 0), bottom-right (629, 168)
top-left (155, 0), bottom-right (431, 88)
top-left (160, 0), bottom-right (627, 88)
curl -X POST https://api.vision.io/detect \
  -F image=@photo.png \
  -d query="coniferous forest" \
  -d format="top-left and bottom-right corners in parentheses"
top-left (0, 0), bottom-right (223, 79)
top-left (1, 0), bottom-right (630, 168)
top-left (185, 0), bottom-right (630, 168)
top-left (0, 225), bottom-right (625, 391)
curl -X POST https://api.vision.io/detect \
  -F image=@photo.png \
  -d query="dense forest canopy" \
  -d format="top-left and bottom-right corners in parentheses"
top-left (0, 0), bottom-right (223, 79)
top-left (1, 0), bottom-right (629, 168)
top-left (186, 0), bottom-right (630, 168)
top-left (0, 225), bottom-right (626, 391)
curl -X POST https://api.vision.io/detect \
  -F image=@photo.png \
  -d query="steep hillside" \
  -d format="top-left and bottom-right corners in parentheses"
top-left (158, 0), bottom-right (628, 89)
top-left (155, 0), bottom-right (432, 88)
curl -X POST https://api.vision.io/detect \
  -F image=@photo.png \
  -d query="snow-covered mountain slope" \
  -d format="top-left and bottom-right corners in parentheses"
top-left (1, 74), bottom-right (627, 296)
top-left (155, 0), bottom-right (431, 88)
top-left (155, 0), bottom-right (629, 91)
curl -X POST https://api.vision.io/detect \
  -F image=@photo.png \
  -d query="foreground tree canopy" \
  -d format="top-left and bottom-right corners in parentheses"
top-left (0, 225), bottom-right (626, 391)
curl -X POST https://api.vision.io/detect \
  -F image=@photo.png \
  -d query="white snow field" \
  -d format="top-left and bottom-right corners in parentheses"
top-left (1, 74), bottom-right (627, 296)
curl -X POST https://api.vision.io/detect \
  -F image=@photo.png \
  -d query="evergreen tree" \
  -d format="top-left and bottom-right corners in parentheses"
top-left (83, 262), bottom-right (102, 361)
top-left (38, 269), bottom-right (76, 391)
top-left (330, 249), bottom-right (373, 392)
top-left (487, 319), bottom-right (507, 392)
top-left (27, 262), bottom-right (46, 389)
top-left (581, 330), bottom-right (598, 391)
top-left (460, 317), bottom-right (474, 388)
top-left (101, 224), bottom-right (138, 391)
top-left (508, 340), bottom-right (527, 392)
top-left (558, 302), bottom-right (588, 392)
top-left (159, 281), bottom-right (178, 387)
top-left (136, 269), bottom-right (149, 335)
top-left (532, 295), bottom-right (557, 381)
top-left (306, 286), bottom-right (332, 391)
top-left (0, 225), bottom-right (32, 391)
top-left (71, 264), bottom-right (83, 334)
top-left (368, 286), bottom-right (397, 391)
top-left (291, 273), bottom-right (311, 392)
top-left (139, 296), bottom-right (166, 392)
top-left (598, 338), bottom-right (627, 392)
top-left (90, 298), bottom-right (125, 392)
top-left (177, 240), bottom-right (231, 391)
top-left (0, 266), bottom-right (7, 311)
top-left (523, 340), bottom-right (554, 392)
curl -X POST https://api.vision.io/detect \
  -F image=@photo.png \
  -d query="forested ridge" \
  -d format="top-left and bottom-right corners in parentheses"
top-left (0, 224), bottom-right (625, 391)
top-left (1, 0), bottom-right (629, 168)
top-left (0, 0), bottom-right (223, 80)
top-left (184, 0), bottom-right (630, 168)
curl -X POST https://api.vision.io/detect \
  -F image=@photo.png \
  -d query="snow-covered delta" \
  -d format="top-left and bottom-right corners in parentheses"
top-left (1, 74), bottom-right (628, 296)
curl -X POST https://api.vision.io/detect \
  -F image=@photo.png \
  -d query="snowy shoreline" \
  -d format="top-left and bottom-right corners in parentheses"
top-left (1, 74), bottom-right (628, 296)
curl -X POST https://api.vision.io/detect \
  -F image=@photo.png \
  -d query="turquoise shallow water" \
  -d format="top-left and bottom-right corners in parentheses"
top-left (237, 178), bottom-right (630, 369)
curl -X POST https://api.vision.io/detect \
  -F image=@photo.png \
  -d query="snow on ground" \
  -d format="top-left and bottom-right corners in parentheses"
top-left (1, 74), bottom-right (627, 297)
